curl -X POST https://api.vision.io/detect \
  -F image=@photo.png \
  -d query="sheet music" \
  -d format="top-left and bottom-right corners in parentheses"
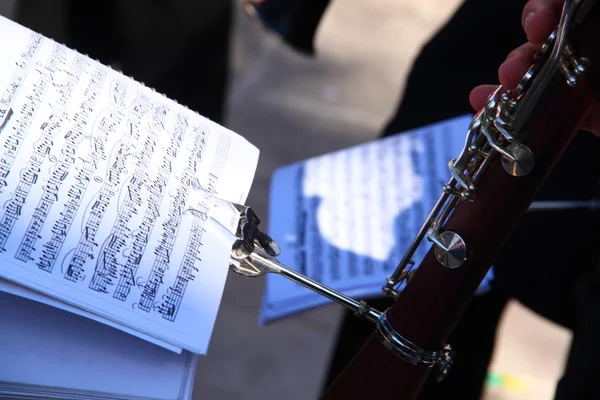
top-left (0, 16), bottom-right (259, 353)
top-left (0, 291), bottom-right (196, 400)
top-left (0, 278), bottom-right (182, 353)
top-left (260, 115), bottom-right (494, 323)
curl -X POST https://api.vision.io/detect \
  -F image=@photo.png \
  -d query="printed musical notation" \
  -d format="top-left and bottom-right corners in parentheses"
top-left (138, 123), bottom-right (206, 314)
top-left (0, 16), bottom-right (260, 354)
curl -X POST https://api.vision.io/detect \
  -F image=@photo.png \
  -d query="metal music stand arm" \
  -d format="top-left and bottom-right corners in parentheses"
top-left (226, 203), bottom-right (454, 379)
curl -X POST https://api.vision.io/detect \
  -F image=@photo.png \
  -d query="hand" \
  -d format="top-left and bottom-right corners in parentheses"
top-left (469, 0), bottom-right (600, 136)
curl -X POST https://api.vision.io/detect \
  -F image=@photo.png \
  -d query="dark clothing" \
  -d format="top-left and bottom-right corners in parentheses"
top-left (16, 0), bottom-right (233, 123)
top-left (554, 260), bottom-right (600, 399)
top-left (324, 1), bottom-right (600, 398)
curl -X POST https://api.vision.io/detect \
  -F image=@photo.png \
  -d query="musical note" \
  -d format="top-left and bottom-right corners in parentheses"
top-left (138, 124), bottom-right (207, 312)
top-left (112, 112), bottom-right (187, 302)
top-left (83, 92), bottom-right (147, 289)
top-left (16, 54), bottom-right (95, 264)
top-left (0, 43), bottom-right (65, 250)
top-left (0, 34), bottom-right (42, 145)
top-left (157, 198), bottom-right (207, 322)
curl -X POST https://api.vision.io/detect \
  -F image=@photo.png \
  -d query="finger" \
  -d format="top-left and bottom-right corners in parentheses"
top-left (505, 41), bottom-right (539, 60)
top-left (469, 84), bottom-right (499, 111)
top-left (499, 43), bottom-right (540, 89)
top-left (522, 0), bottom-right (564, 44)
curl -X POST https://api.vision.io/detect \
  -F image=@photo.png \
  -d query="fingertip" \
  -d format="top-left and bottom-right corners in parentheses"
top-left (498, 58), bottom-right (519, 89)
top-left (498, 56), bottom-right (536, 90)
top-left (525, 7), bottom-right (560, 44)
top-left (469, 85), bottom-right (498, 110)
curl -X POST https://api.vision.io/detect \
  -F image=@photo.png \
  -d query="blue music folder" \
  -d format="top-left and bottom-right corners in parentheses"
top-left (259, 115), bottom-right (494, 324)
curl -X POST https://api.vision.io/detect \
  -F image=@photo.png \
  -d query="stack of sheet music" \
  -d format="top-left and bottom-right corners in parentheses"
top-left (0, 288), bottom-right (198, 400)
top-left (0, 14), bottom-right (259, 400)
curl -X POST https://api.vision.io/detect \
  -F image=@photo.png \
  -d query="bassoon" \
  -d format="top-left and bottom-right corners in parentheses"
top-left (223, 0), bottom-right (600, 398)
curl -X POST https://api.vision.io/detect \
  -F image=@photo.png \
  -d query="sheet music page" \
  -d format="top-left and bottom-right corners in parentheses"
top-left (260, 115), bottom-right (494, 323)
top-left (0, 16), bottom-right (259, 353)
top-left (0, 291), bottom-right (196, 400)
top-left (0, 278), bottom-right (182, 353)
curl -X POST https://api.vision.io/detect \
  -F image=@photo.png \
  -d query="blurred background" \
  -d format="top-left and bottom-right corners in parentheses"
top-left (0, 0), bottom-right (574, 399)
